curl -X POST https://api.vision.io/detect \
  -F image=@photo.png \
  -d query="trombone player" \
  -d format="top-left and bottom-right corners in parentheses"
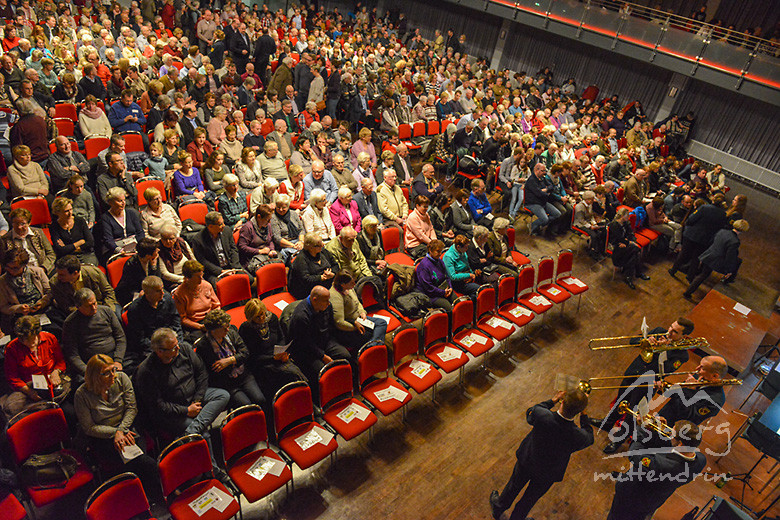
top-left (591, 317), bottom-right (696, 454)
top-left (657, 355), bottom-right (727, 428)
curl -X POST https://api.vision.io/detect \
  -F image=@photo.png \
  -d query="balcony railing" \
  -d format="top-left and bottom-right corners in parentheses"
top-left (489, 0), bottom-right (780, 90)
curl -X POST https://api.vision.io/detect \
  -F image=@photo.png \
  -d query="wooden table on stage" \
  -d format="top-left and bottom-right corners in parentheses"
top-left (686, 290), bottom-right (770, 375)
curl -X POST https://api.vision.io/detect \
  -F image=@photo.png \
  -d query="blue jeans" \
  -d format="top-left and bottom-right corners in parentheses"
top-left (367, 316), bottom-right (388, 343)
top-left (183, 387), bottom-right (230, 436)
top-left (452, 279), bottom-right (479, 297)
top-left (526, 203), bottom-right (562, 233)
top-left (326, 98), bottom-right (339, 119)
top-left (509, 184), bottom-right (524, 218)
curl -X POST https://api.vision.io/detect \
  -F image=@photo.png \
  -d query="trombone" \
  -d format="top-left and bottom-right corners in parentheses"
top-left (617, 401), bottom-right (675, 440)
top-left (579, 373), bottom-right (741, 394)
top-left (589, 334), bottom-right (710, 363)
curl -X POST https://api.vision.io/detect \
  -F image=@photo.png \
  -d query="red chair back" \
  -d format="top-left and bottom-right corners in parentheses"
top-left (11, 198), bottom-right (51, 227)
top-left (360, 281), bottom-right (380, 308)
top-left (136, 179), bottom-right (166, 205)
top-left (256, 263), bottom-right (287, 297)
top-left (422, 310), bottom-right (449, 347)
top-left (84, 137), bottom-right (110, 159)
top-left (537, 257), bottom-right (555, 287)
top-left (516, 265), bottom-right (536, 298)
top-left (497, 274), bottom-right (516, 306)
top-left (381, 226), bottom-right (401, 251)
top-left (392, 327), bottom-right (419, 366)
top-left (475, 285), bottom-right (496, 319)
top-left (158, 436), bottom-right (213, 499)
top-left (7, 406), bottom-right (69, 464)
top-left (215, 273), bottom-right (252, 308)
top-left (451, 297), bottom-right (474, 332)
top-left (556, 250), bottom-right (573, 278)
top-left (54, 118), bottom-right (75, 137)
top-left (398, 123), bottom-right (412, 140)
top-left (441, 120), bottom-right (453, 135)
top-left (319, 360), bottom-right (354, 410)
top-left (220, 405), bottom-right (267, 463)
top-left (273, 381), bottom-right (314, 438)
top-left (507, 226), bottom-right (516, 250)
top-left (178, 202), bottom-right (208, 225)
top-left (85, 473), bottom-right (151, 520)
top-left (123, 133), bottom-right (145, 153)
top-left (107, 255), bottom-right (131, 288)
top-left (427, 121), bottom-right (439, 136)
top-left (358, 343), bottom-right (389, 388)
top-left (0, 493), bottom-right (26, 520)
top-left (412, 121), bottom-right (426, 138)
top-left (616, 187), bottom-right (624, 204)
top-left (54, 103), bottom-right (78, 121)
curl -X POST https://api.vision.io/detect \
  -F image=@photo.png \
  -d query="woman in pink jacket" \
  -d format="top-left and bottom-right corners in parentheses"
top-left (329, 186), bottom-right (362, 235)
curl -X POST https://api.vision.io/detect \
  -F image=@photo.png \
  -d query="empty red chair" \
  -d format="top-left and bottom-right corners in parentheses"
top-left (421, 310), bottom-right (468, 382)
top-left (451, 296), bottom-right (494, 368)
top-left (516, 265), bottom-right (552, 321)
top-left (220, 405), bottom-right (292, 504)
top-left (318, 360), bottom-right (377, 440)
top-left (7, 402), bottom-right (94, 511)
top-left (381, 226), bottom-right (414, 266)
top-left (85, 472), bottom-right (155, 520)
top-left (506, 227), bottom-right (531, 266)
top-left (106, 254), bottom-right (131, 288)
top-left (136, 179), bottom-right (166, 206)
top-left (474, 284), bottom-right (516, 347)
top-left (11, 198), bottom-right (51, 228)
top-left (273, 381), bottom-right (338, 470)
top-left (54, 103), bottom-right (78, 121)
top-left (358, 343), bottom-right (412, 417)
top-left (496, 274), bottom-right (535, 332)
top-left (536, 256), bottom-right (571, 314)
top-left (256, 263), bottom-right (295, 317)
top-left (178, 202), bottom-right (208, 225)
top-left (54, 118), bottom-right (75, 137)
top-left (427, 120), bottom-right (440, 136)
top-left (412, 121), bottom-right (426, 139)
top-left (392, 326), bottom-right (441, 399)
top-left (359, 278), bottom-right (405, 333)
top-left (84, 137), bottom-right (110, 159)
top-left (215, 272), bottom-right (252, 327)
top-left (158, 435), bottom-right (240, 520)
top-left (555, 249), bottom-right (589, 312)
top-left (122, 132), bottom-right (145, 153)
top-left (0, 493), bottom-right (26, 520)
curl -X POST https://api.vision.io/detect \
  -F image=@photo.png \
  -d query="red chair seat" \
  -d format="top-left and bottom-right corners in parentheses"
top-left (321, 398), bottom-right (377, 441)
top-left (27, 449), bottom-right (94, 507)
top-left (361, 378), bottom-right (411, 416)
top-left (0, 492), bottom-right (28, 520)
top-left (452, 329), bottom-right (494, 357)
top-left (476, 315), bottom-right (515, 341)
top-left (517, 293), bottom-right (553, 314)
top-left (557, 276), bottom-right (589, 296)
top-left (261, 293), bottom-right (296, 317)
top-left (511, 251), bottom-right (531, 266)
top-left (498, 302), bottom-right (535, 327)
top-left (637, 228), bottom-right (660, 240)
top-left (538, 283), bottom-right (571, 304)
top-left (167, 479), bottom-right (239, 520)
top-left (425, 343), bottom-right (468, 373)
top-left (367, 309), bottom-right (404, 332)
top-left (633, 234), bottom-right (652, 247)
top-left (224, 307), bottom-right (245, 328)
top-left (226, 449), bottom-right (291, 503)
top-left (385, 252), bottom-right (414, 266)
top-left (277, 423), bottom-right (338, 470)
top-left (395, 359), bottom-right (442, 394)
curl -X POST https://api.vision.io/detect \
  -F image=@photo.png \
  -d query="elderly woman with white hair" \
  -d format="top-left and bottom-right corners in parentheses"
top-left (232, 110), bottom-right (249, 141)
top-left (100, 187), bottom-right (145, 259)
top-left (270, 194), bottom-right (304, 265)
top-left (352, 151), bottom-right (376, 189)
top-left (485, 217), bottom-right (521, 272)
top-left (329, 186), bottom-right (362, 236)
top-left (250, 177), bottom-right (279, 214)
top-left (158, 223), bottom-right (195, 286)
top-left (466, 225), bottom-right (510, 284)
top-left (7, 145), bottom-right (49, 201)
top-left (301, 188), bottom-right (336, 242)
top-left (356, 215), bottom-right (388, 275)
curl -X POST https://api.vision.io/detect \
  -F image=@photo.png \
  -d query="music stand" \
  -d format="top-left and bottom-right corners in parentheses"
top-left (740, 356), bottom-right (780, 409)
top-left (694, 496), bottom-right (755, 519)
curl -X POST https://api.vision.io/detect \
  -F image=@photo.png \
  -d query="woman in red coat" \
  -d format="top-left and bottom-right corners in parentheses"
top-left (186, 128), bottom-right (214, 172)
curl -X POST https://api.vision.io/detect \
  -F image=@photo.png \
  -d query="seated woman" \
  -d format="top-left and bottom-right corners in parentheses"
top-left (235, 146), bottom-right (263, 191)
top-left (451, 189), bottom-right (475, 238)
top-left (100, 187), bottom-right (145, 261)
top-left (239, 299), bottom-right (307, 395)
top-left (404, 195), bottom-right (437, 259)
top-left (0, 248), bottom-right (54, 334)
top-left (217, 174), bottom-right (250, 231)
top-left (301, 188), bottom-right (337, 242)
top-left (238, 204), bottom-right (282, 272)
top-left (429, 193), bottom-right (455, 245)
top-left (290, 136), bottom-right (315, 177)
top-left (64, 174), bottom-right (98, 229)
top-left (329, 270), bottom-right (388, 352)
top-left (161, 128), bottom-right (184, 171)
top-left (330, 186), bottom-right (362, 236)
top-left (609, 207), bottom-right (648, 290)
top-left (7, 145), bottom-right (50, 202)
top-left (415, 240), bottom-right (456, 313)
top-left (173, 150), bottom-right (215, 207)
top-left (467, 225), bottom-right (513, 284)
top-left (79, 94), bottom-right (112, 139)
top-left (356, 215), bottom-right (388, 276)
top-left (485, 217), bottom-right (521, 273)
top-left (269, 194), bottom-right (304, 266)
top-left (218, 125), bottom-right (243, 169)
top-left (249, 177), bottom-right (279, 214)
top-left (187, 127), bottom-right (214, 172)
top-left (158, 224), bottom-right (195, 287)
top-left (288, 232), bottom-right (337, 299)
top-left (195, 308), bottom-right (266, 409)
top-left (172, 260), bottom-right (221, 343)
top-left (313, 132), bottom-right (333, 171)
top-left (140, 186), bottom-right (182, 238)
top-left (2, 316), bottom-right (67, 419)
top-left (203, 151), bottom-right (228, 195)
top-left (279, 164), bottom-right (307, 211)
top-left (74, 354), bottom-right (160, 503)
top-left (442, 234), bottom-right (480, 297)
top-left (50, 197), bottom-right (98, 266)
top-left (1, 207), bottom-right (56, 274)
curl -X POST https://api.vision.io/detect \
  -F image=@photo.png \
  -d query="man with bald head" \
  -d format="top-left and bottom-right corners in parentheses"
top-left (47, 136), bottom-right (91, 192)
top-left (658, 355), bottom-right (728, 426)
top-left (286, 285), bottom-right (352, 388)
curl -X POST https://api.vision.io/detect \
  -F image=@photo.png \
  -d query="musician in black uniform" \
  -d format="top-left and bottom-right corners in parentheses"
top-left (489, 389), bottom-right (593, 520)
top-left (607, 420), bottom-right (707, 520)
top-left (658, 355), bottom-right (727, 427)
top-left (594, 318), bottom-right (695, 454)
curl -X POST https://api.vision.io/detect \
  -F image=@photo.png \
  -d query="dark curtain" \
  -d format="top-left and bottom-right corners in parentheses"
top-left (499, 23), bottom-right (672, 119)
top-left (673, 80), bottom-right (780, 171)
top-left (713, 0), bottom-right (780, 33)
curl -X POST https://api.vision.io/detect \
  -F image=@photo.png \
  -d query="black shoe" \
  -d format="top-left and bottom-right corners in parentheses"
top-left (722, 276), bottom-right (735, 285)
top-left (589, 417), bottom-right (611, 431)
top-left (637, 273), bottom-right (650, 281)
top-left (489, 490), bottom-right (504, 520)
top-left (603, 440), bottom-right (624, 454)
top-left (667, 268), bottom-right (677, 277)
top-left (624, 277), bottom-right (636, 290)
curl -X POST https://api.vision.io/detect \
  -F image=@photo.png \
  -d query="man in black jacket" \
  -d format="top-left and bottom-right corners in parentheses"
top-left (189, 211), bottom-right (244, 286)
top-left (490, 389), bottom-right (593, 520)
top-left (669, 195), bottom-right (728, 280)
top-left (353, 178), bottom-right (384, 225)
top-left (684, 219), bottom-right (747, 298)
top-left (524, 163), bottom-right (561, 236)
top-left (229, 22), bottom-right (251, 74)
top-left (253, 27), bottom-right (276, 86)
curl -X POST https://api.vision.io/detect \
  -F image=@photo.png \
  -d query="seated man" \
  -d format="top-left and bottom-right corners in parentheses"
top-left (303, 159), bottom-right (339, 203)
top-left (50, 255), bottom-right (117, 321)
top-left (353, 177), bottom-right (383, 225)
top-left (324, 226), bottom-right (373, 284)
top-left (411, 163), bottom-right (443, 205)
top-left (524, 163), bottom-right (561, 236)
top-left (376, 169), bottom-right (408, 229)
top-left (573, 191), bottom-right (606, 259)
top-left (658, 355), bottom-right (727, 427)
top-left (622, 169), bottom-right (649, 208)
top-left (47, 136), bottom-right (91, 194)
top-left (125, 276), bottom-right (184, 375)
top-left (287, 285), bottom-right (352, 389)
top-left (135, 327), bottom-right (230, 439)
top-left (61, 288), bottom-right (126, 383)
top-left (115, 237), bottom-right (162, 306)
top-left (467, 178), bottom-right (494, 225)
top-left (189, 211), bottom-right (244, 286)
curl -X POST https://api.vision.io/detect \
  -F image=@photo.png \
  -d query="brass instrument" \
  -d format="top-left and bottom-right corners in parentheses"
top-left (617, 401), bottom-right (675, 440)
top-left (579, 373), bottom-right (742, 394)
top-left (588, 334), bottom-right (710, 363)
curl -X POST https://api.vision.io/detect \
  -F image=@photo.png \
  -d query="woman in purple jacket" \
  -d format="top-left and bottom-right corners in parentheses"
top-left (414, 239), bottom-right (456, 313)
top-left (173, 151), bottom-right (216, 207)
top-left (238, 205), bottom-right (283, 272)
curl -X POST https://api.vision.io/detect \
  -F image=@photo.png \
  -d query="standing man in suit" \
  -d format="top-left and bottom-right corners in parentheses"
top-left (189, 211), bottom-right (245, 286)
top-left (669, 194), bottom-right (728, 280)
top-left (349, 83), bottom-right (371, 132)
top-left (229, 23), bottom-right (251, 74)
top-left (490, 389), bottom-right (593, 520)
top-left (684, 219), bottom-right (747, 298)
top-left (253, 27), bottom-right (276, 87)
top-left (393, 144), bottom-right (414, 186)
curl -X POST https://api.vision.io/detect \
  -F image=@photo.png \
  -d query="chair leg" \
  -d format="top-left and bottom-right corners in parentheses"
top-left (576, 293), bottom-right (582, 312)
